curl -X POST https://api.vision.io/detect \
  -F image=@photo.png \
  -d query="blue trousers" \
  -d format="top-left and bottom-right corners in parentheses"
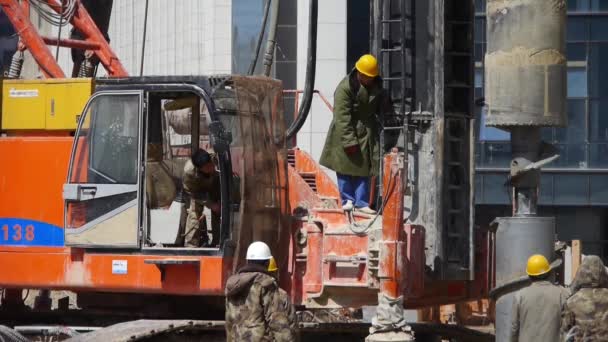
top-left (337, 173), bottom-right (370, 208)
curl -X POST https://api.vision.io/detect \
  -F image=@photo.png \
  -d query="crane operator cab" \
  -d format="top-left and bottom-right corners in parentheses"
top-left (63, 75), bottom-right (289, 261)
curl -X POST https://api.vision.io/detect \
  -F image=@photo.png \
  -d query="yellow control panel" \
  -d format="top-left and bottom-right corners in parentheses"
top-left (1, 78), bottom-right (94, 130)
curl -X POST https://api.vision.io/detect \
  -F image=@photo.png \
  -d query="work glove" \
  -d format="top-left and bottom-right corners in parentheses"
top-left (344, 144), bottom-right (360, 155)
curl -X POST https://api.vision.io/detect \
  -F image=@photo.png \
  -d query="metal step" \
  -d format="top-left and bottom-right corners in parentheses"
top-left (299, 172), bottom-right (318, 192)
top-left (287, 150), bottom-right (296, 167)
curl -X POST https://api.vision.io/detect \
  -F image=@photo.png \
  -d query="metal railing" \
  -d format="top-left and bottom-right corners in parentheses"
top-left (283, 89), bottom-right (333, 114)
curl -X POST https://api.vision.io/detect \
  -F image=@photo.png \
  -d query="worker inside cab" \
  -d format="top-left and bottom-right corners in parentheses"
top-left (180, 148), bottom-right (221, 248)
top-left (145, 93), bottom-right (229, 249)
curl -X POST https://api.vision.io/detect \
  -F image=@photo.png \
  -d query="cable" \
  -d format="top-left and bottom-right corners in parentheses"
top-left (348, 167), bottom-right (398, 235)
top-left (285, 0), bottom-right (317, 140)
top-left (55, 0), bottom-right (64, 61)
top-left (29, 0), bottom-right (76, 27)
top-left (140, 0), bottom-right (149, 76)
top-left (31, 0), bottom-right (76, 26)
top-left (248, 0), bottom-right (271, 75)
top-left (262, 0), bottom-right (280, 76)
top-left (21, 290), bottom-right (29, 302)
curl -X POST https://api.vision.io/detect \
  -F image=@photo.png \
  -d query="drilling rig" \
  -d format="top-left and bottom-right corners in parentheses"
top-left (0, 0), bottom-right (506, 341)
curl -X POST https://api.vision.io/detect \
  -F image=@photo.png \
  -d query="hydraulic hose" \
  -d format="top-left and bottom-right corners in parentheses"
top-left (285, 0), bottom-right (317, 140)
top-left (248, 0), bottom-right (271, 75)
top-left (262, 0), bottom-right (280, 76)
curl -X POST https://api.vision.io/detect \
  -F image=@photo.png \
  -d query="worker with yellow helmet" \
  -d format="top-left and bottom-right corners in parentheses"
top-left (320, 54), bottom-right (392, 215)
top-left (510, 254), bottom-right (569, 342)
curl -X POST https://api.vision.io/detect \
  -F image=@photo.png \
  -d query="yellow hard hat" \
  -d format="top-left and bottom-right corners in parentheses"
top-left (268, 256), bottom-right (278, 272)
top-left (526, 254), bottom-right (551, 276)
top-left (355, 54), bottom-right (379, 77)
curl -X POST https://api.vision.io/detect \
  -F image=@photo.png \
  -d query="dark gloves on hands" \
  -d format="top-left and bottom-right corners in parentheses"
top-left (344, 144), bottom-right (360, 155)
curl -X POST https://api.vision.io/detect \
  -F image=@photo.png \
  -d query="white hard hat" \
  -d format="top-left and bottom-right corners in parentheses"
top-left (246, 241), bottom-right (272, 261)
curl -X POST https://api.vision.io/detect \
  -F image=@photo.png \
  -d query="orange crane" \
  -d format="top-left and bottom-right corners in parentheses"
top-left (0, 0), bottom-right (493, 340)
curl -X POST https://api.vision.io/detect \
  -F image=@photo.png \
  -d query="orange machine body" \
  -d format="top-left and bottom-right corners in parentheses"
top-left (0, 137), bottom-right (228, 295)
top-left (0, 77), bottom-right (490, 313)
top-left (286, 149), bottom-right (492, 309)
top-left (0, 141), bottom-right (491, 306)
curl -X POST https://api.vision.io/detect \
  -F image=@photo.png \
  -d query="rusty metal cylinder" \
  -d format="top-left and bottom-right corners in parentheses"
top-left (485, 0), bottom-right (567, 127)
top-left (494, 216), bottom-right (556, 342)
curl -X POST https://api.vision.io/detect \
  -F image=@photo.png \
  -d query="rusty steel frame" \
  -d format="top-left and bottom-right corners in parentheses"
top-left (379, 152), bottom-right (405, 298)
top-left (0, 0), bottom-right (128, 77)
top-left (0, 0), bottom-right (64, 77)
top-left (42, 36), bottom-right (100, 50)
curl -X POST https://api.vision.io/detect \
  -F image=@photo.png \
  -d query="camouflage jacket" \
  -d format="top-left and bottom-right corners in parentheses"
top-left (182, 159), bottom-right (220, 202)
top-left (562, 256), bottom-right (608, 342)
top-left (225, 264), bottom-right (296, 342)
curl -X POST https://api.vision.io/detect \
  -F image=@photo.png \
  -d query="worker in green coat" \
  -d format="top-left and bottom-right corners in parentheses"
top-left (320, 54), bottom-right (389, 214)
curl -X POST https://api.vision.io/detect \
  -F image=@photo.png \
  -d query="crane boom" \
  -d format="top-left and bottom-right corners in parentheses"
top-left (0, 0), bottom-right (128, 77)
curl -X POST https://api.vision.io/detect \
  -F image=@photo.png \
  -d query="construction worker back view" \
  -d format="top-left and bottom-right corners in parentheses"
top-left (225, 242), bottom-right (296, 341)
top-left (510, 254), bottom-right (569, 342)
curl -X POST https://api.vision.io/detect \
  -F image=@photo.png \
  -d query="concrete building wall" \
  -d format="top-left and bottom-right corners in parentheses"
top-left (107, 0), bottom-right (231, 76)
top-left (45, 0), bottom-right (231, 77)
top-left (296, 0), bottom-right (347, 180)
top-left (21, 10), bottom-right (53, 79)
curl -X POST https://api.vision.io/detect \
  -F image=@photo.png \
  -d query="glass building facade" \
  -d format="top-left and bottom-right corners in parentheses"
top-left (475, 0), bottom-right (608, 261)
top-left (231, 0), bottom-right (297, 126)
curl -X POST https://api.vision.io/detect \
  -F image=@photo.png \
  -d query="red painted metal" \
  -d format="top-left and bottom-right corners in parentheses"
top-left (20, 0), bottom-right (29, 18)
top-left (42, 36), bottom-right (100, 50)
top-left (0, 0), bottom-right (65, 78)
top-left (43, 0), bottom-right (128, 77)
top-left (0, 0), bottom-right (128, 78)
top-left (379, 152), bottom-right (405, 298)
top-left (282, 89), bottom-right (334, 112)
top-left (292, 149), bottom-right (340, 200)
top-left (302, 222), bottom-right (323, 295)
top-left (403, 224), bottom-right (425, 298)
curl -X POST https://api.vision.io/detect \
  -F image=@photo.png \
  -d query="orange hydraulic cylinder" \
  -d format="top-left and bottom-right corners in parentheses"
top-left (379, 152), bottom-right (405, 298)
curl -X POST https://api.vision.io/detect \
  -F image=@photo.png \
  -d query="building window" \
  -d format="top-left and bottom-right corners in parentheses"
top-left (568, 42), bottom-right (587, 61)
top-left (590, 99), bottom-right (608, 141)
top-left (475, 0), bottom-right (486, 14)
top-left (347, 1), bottom-right (370, 71)
top-left (232, 0), bottom-right (268, 75)
top-left (590, 175), bottom-right (608, 203)
top-left (567, 17), bottom-right (588, 42)
top-left (568, 0), bottom-right (608, 12)
top-left (568, 67), bottom-right (588, 98)
top-left (231, 0), bottom-right (297, 129)
top-left (589, 43), bottom-right (608, 98)
top-left (554, 175), bottom-right (588, 205)
top-left (474, 17), bottom-right (485, 63)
